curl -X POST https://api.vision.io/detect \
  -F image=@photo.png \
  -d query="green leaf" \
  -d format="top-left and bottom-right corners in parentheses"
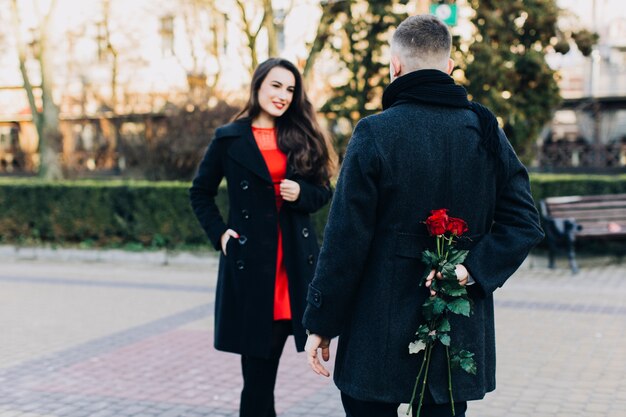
top-left (446, 286), bottom-right (467, 297)
top-left (416, 324), bottom-right (430, 338)
top-left (421, 250), bottom-right (439, 267)
top-left (440, 262), bottom-right (456, 280)
top-left (447, 298), bottom-right (471, 317)
top-left (408, 340), bottom-right (426, 354)
top-left (461, 357), bottom-right (477, 375)
top-left (432, 297), bottom-right (447, 315)
top-left (447, 249), bottom-right (469, 265)
top-left (437, 317), bottom-right (451, 332)
top-left (458, 349), bottom-right (475, 359)
top-left (438, 280), bottom-right (467, 297)
top-left (438, 333), bottom-right (451, 346)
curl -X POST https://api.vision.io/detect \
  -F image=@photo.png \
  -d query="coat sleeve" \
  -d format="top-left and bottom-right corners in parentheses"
top-left (302, 119), bottom-right (380, 338)
top-left (283, 178), bottom-right (333, 214)
top-left (464, 131), bottom-right (544, 298)
top-left (189, 137), bottom-right (228, 251)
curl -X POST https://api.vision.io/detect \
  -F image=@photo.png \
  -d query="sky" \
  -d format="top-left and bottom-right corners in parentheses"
top-left (558, 0), bottom-right (626, 30)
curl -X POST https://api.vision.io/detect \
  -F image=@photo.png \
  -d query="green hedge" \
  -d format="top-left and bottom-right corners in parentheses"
top-left (1, 174), bottom-right (625, 248)
top-left (0, 179), bottom-right (213, 248)
top-left (529, 173), bottom-right (626, 201)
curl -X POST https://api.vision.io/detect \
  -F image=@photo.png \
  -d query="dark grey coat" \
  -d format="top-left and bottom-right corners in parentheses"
top-left (190, 118), bottom-right (332, 359)
top-left (302, 102), bottom-right (544, 403)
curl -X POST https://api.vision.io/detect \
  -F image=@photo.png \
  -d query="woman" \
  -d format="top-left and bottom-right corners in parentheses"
top-left (189, 58), bottom-right (336, 417)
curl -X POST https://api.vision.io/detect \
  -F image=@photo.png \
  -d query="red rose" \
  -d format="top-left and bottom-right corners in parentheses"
top-left (425, 209), bottom-right (449, 236)
top-left (447, 217), bottom-right (468, 236)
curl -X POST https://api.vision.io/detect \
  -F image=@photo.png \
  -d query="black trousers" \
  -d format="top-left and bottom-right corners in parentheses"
top-left (239, 320), bottom-right (292, 417)
top-left (341, 391), bottom-right (467, 417)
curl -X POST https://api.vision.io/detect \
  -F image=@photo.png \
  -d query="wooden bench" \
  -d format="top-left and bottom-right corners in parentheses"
top-left (540, 193), bottom-right (626, 273)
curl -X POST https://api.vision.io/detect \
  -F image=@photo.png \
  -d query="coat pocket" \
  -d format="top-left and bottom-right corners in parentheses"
top-left (223, 235), bottom-right (237, 256)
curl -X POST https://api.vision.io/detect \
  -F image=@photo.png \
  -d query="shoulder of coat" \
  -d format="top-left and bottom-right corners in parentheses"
top-left (214, 118), bottom-right (251, 140)
top-left (352, 112), bottom-right (391, 144)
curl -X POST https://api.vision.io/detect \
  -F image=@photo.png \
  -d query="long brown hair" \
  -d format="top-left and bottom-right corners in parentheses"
top-left (236, 58), bottom-right (337, 184)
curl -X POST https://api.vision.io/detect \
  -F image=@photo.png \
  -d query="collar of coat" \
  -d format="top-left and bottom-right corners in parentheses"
top-left (382, 69), bottom-right (469, 110)
top-left (215, 117), bottom-right (292, 184)
top-left (214, 117), bottom-right (253, 139)
top-left (382, 69), bottom-right (502, 159)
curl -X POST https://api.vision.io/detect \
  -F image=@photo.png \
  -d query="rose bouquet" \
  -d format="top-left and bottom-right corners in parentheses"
top-left (407, 209), bottom-right (476, 416)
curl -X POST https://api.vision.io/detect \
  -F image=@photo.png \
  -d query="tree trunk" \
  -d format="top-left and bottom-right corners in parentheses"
top-left (11, 0), bottom-right (63, 179)
top-left (38, 31), bottom-right (63, 180)
top-left (263, 0), bottom-right (277, 57)
top-left (103, 0), bottom-right (119, 110)
top-left (303, 1), bottom-right (345, 81)
top-left (235, 0), bottom-right (262, 74)
top-left (208, 11), bottom-right (222, 89)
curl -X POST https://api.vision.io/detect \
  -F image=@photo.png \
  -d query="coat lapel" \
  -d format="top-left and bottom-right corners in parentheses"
top-left (227, 120), bottom-right (273, 183)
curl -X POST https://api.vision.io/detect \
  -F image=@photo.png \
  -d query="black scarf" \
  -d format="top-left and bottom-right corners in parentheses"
top-left (382, 69), bottom-right (501, 157)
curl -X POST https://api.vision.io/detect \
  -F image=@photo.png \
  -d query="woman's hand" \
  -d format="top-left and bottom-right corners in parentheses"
top-left (280, 179), bottom-right (301, 202)
top-left (220, 229), bottom-right (239, 256)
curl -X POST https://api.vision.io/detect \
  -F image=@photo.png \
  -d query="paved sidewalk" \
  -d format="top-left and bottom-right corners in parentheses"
top-left (0, 251), bottom-right (624, 417)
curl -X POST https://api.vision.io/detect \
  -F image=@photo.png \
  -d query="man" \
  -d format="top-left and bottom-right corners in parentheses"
top-left (302, 14), bottom-right (544, 417)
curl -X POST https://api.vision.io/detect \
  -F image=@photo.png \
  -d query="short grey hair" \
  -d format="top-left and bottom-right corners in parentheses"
top-left (391, 15), bottom-right (451, 71)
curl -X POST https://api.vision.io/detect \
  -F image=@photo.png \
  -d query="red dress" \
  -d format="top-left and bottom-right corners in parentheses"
top-left (251, 126), bottom-right (291, 321)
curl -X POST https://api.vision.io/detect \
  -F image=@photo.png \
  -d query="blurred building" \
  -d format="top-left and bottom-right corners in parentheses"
top-left (543, 0), bottom-right (626, 171)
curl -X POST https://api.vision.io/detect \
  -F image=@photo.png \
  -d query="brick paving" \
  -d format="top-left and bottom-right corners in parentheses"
top-left (0, 250), bottom-right (624, 417)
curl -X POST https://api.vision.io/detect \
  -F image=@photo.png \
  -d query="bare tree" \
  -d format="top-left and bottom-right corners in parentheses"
top-left (90, 1), bottom-right (148, 114)
top-left (262, 0), bottom-right (277, 58)
top-left (10, 0), bottom-right (63, 179)
top-left (100, 0), bottom-right (119, 110)
top-left (235, 0), bottom-right (265, 73)
top-left (176, 0), bottom-right (224, 95)
top-left (234, 0), bottom-right (296, 74)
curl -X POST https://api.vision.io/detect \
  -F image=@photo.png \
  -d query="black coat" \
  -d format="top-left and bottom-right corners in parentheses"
top-left (190, 118), bottom-right (332, 359)
top-left (302, 102), bottom-right (544, 403)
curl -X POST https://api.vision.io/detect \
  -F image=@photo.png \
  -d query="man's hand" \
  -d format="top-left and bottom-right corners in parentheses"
top-left (305, 333), bottom-right (331, 377)
top-left (425, 264), bottom-right (469, 296)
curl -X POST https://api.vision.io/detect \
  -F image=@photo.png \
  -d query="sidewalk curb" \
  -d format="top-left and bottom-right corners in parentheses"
top-left (0, 245), bottom-right (218, 266)
top-left (0, 245), bottom-right (621, 269)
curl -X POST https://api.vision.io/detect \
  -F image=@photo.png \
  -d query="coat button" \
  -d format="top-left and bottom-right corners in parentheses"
top-left (313, 294), bottom-right (320, 303)
top-left (302, 228), bottom-right (309, 238)
top-left (238, 235), bottom-right (248, 245)
top-left (307, 254), bottom-right (314, 265)
top-left (236, 260), bottom-right (245, 270)
top-left (240, 180), bottom-right (249, 190)
top-left (242, 209), bottom-right (249, 219)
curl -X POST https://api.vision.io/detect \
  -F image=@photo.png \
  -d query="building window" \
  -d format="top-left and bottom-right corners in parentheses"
top-left (160, 15), bottom-right (175, 57)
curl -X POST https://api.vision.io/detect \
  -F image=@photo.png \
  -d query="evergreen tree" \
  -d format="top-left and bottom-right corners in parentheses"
top-left (307, 0), bottom-right (409, 155)
top-left (460, 0), bottom-right (595, 161)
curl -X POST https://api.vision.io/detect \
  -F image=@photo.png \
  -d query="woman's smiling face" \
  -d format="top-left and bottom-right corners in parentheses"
top-left (256, 66), bottom-right (296, 120)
